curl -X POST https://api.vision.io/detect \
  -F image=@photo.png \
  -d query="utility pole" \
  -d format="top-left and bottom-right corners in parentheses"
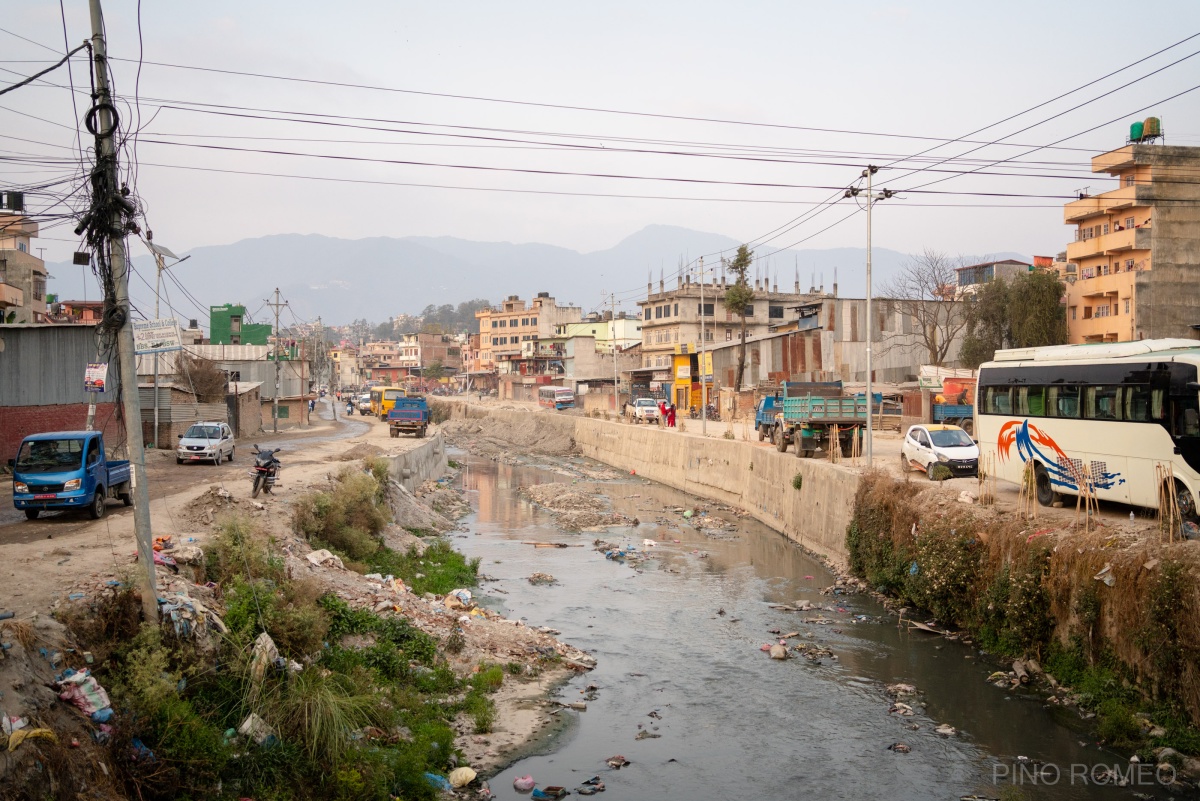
top-left (845, 167), bottom-right (893, 466)
top-left (264, 288), bottom-right (287, 433)
top-left (699, 257), bottom-right (707, 436)
top-left (610, 294), bottom-right (619, 413)
top-left (88, 0), bottom-right (158, 623)
top-left (146, 239), bottom-right (189, 448)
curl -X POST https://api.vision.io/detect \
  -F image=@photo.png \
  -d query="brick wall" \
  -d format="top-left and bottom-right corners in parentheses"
top-left (0, 402), bottom-right (123, 461)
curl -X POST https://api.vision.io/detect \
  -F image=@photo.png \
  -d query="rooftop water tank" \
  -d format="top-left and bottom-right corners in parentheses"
top-left (1143, 116), bottom-right (1162, 138)
top-left (1130, 120), bottom-right (1144, 142)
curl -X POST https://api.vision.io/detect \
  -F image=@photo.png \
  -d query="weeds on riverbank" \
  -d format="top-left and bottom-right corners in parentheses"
top-left (848, 470), bottom-right (1200, 751)
top-left (66, 481), bottom-right (483, 800)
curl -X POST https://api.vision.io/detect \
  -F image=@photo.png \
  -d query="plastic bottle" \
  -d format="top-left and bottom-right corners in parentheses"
top-left (1130, 511), bottom-right (1135, 522)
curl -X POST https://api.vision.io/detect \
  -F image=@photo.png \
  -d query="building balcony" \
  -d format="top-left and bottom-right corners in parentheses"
top-left (1063, 185), bottom-right (1146, 222)
top-left (0, 282), bottom-right (23, 308)
top-left (1066, 226), bottom-right (1151, 260)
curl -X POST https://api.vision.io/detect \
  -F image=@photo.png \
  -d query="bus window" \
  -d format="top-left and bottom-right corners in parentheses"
top-left (1152, 389), bottom-right (1166, 421)
top-left (1047, 386), bottom-right (1079, 418)
top-left (1085, 386), bottom-right (1121, 420)
top-left (982, 387), bottom-right (1011, 415)
top-left (1174, 394), bottom-right (1200, 437)
top-left (1016, 387), bottom-right (1045, 417)
top-left (1126, 386), bottom-right (1151, 421)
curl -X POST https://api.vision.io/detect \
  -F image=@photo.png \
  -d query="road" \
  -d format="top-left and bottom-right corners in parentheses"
top-left (0, 397), bottom-right (433, 616)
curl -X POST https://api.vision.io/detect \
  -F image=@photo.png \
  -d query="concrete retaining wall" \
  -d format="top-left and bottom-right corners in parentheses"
top-left (573, 420), bottom-right (857, 563)
top-left (386, 432), bottom-right (449, 492)
top-left (438, 401), bottom-right (857, 564)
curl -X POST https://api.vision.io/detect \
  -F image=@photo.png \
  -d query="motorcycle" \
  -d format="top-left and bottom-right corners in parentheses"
top-left (250, 445), bottom-right (282, 498)
top-left (688, 404), bottom-right (720, 422)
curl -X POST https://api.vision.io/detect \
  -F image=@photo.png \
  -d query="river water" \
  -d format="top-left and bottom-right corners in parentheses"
top-left (453, 454), bottom-right (1168, 801)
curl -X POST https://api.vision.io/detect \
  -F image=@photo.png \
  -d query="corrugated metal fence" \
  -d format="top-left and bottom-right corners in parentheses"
top-left (0, 324), bottom-right (123, 406)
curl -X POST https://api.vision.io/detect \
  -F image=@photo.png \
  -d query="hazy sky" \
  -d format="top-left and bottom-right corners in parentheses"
top-left (6, 2), bottom-right (1200, 275)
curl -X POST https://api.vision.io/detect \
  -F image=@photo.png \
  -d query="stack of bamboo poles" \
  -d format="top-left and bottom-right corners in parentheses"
top-left (977, 453), bottom-right (996, 506)
top-left (1075, 464), bottom-right (1099, 533)
top-left (1017, 461), bottom-right (1038, 519)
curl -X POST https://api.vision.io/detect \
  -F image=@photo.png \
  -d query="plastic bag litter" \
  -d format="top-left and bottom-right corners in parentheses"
top-left (249, 632), bottom-right (280, 684)
top-left (444, 589), bottom-right (473, 609)
top-left (513, 774), bottom-right (536, 792)
top-left (57, 670), bottom-right (111, 716)
top-left (425, 772), bottom-right (453, 791)
top-left (7, 728), bottom-right (58, 752)
top-left (449, 766), bottom-right (477, 788)
top-left (238, 712), bottom-right (276, 746)
top-left (306, 549), bottom-right (345, 569)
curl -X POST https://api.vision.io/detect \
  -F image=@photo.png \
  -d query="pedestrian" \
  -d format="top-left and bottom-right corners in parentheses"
top-left (308, 398), bottom-right (315, 413)
top-left (658, 399), bottom-right (667, 426)
top-left (667, 403), bottom-right (677, 428)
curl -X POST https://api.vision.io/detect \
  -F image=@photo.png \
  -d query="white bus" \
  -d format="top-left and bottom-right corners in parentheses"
top-left (976, 339), bottom-right (1200, 517)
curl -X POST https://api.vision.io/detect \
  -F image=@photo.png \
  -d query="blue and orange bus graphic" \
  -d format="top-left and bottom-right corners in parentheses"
top-left (997, 419), bottom-right (1124, 492)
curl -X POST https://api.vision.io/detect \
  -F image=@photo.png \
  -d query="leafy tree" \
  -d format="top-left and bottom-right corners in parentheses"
top-left (959, 269), bottom-right (1067, 368)
top-left (721, 245), bottom-right (754, 389)
top-left (424, 359), bottom-right (445, 381)
top-left (959, 279), bottom-right (1010, 369)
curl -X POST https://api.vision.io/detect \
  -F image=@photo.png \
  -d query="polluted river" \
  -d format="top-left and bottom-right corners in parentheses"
top-left (449, 451), bottom-right (1161, 801)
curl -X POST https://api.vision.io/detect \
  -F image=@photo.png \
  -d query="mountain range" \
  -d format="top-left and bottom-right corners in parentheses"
top-left (44, 225), bottom-right (1026, 327)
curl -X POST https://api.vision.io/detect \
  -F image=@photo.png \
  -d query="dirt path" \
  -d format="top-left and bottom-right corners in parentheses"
top-left (0, 398), bottom-right (436, 618)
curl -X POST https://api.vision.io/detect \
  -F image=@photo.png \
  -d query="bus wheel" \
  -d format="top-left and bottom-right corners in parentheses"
top-left (1175, 480), bottom-right (1197, 521)
top-left (1035, 463), bottom-right (1058, 507)
top-left (961, 419), bottom-right (974, 436)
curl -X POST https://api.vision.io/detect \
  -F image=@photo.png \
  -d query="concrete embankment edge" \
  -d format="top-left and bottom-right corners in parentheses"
top-left (443, 405), bottom-right (858, 566)
top-left (385, 432), bottom-right (449, 491)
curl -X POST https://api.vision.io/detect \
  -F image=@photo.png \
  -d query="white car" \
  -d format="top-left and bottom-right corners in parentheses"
top-left (901, 424), bottom-right (979, 480)
top-left (176, 422), bottom-right (235, 465)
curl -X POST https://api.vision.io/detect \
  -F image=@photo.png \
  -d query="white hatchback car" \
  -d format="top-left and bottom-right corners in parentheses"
top-left (901, 424), bottom-right (979, 480)
top-left (176, 422), bottom-right (235, 465)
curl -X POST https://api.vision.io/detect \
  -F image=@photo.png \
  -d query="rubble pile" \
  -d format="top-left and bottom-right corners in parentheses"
top-left (518, 484), bottom-right (634, 531)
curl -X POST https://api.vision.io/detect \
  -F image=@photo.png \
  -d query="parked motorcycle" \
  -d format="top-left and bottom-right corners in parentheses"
top-left (687, 404), bottom-right (720, 422)
top-left (250, 445), bottom-right (282, 498)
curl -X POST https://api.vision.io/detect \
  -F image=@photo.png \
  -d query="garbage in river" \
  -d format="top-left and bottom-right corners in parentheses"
top-left (888, 742), bottom-right (911, 753)
top-left (514, 774), bottom-right (536, 792)
top-left (532, 786), bottom-right (569, 799)
top-left (449, 766), bottom-right (477, 787)
top-left (528, 573), bottom-right (557, 585)
top-left (935, 724), bottom-right (958, 736)
top-left (605, 755), bottom-right (631, 769)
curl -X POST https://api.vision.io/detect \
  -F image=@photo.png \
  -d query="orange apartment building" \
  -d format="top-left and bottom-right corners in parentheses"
top-left (474, 293), bottom-right (582, 373)
top-left (1062, 137), bottom-right (1200, 343)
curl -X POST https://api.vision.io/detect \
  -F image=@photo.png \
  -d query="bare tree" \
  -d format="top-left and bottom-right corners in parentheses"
top-left (179, 353), bottom-right (228, 401)
top-left (879, 248), bottom-right (970, 367)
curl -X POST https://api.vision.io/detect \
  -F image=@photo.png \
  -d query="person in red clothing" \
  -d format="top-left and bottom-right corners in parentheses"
top-left (658, 400), bottom-right (668, 426)
top-left (667, 403), bottom-right (677, 428)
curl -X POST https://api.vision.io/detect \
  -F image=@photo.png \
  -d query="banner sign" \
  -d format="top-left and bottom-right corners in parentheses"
top-left (84, 362), bottom-right (108, 393)
top-left (132, 318), bottom-right (182, 355)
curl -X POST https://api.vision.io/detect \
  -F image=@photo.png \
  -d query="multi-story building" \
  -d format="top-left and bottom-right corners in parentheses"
top-left (209, 303), bottom-right (272, 346)
top-left (555, 312), bottom-right (642, 354)
top-left (0, 211), bottom-right (47, 324)
top-left (397, 332), bottom-right (464, 374)
top-left (1061, 138), bottom-right (1200, 343)
top-left (953, 259), bottom-right (1032, 298)
top-left (329, 346), bottom-right (363, 389)
top-left (48, 300), bottom-right (105, 324)
top-left (475, 293), bottom-right (582, 372)
top-left (636, 273), bottom-right (830, 373)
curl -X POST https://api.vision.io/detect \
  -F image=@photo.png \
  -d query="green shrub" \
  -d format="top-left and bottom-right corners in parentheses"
top-left (464, 690), bottom-right (496, 733)
top-left (472, 663), bottom-right (505, 694)
top-left (293, 470), bottom-right (390, 557)
top-left (930, 464), bottom-right (953, 481)
top-left (368, 539), bottom-right (480, 597)
top-left (206, 516), bottom-right (284, 585)
top-left (792, 473), bottom-right (803, 490)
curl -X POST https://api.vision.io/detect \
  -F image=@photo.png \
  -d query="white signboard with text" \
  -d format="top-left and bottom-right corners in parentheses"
top-left (132, 318), bottom-right (182, 355)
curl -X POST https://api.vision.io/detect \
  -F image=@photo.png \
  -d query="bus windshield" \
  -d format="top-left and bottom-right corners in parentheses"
top-left (15, 439), bottom-right (85, 473)
top-left (384, 389), bottom-right (405, 401)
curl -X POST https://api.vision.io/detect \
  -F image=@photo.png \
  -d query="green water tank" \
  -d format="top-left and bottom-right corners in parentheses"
top-left (1130, 120), bottom-right (1145, 142)
top-left (1144, 116), bottom-right (1162, 138)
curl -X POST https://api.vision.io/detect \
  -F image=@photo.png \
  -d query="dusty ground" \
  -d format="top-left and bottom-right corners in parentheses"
top-left (0, 398), bottom-right (596, 786)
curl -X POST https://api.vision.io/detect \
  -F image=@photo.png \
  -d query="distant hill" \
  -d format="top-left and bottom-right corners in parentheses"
top-left (44, 225), bottom-right (1026, 327)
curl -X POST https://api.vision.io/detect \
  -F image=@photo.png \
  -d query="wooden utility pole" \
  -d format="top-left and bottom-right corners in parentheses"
top-left (88, 0), bottom-right (158, 622)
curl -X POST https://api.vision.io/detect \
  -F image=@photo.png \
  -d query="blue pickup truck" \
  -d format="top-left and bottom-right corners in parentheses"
top-left (754, 395), bottom-right (781, 441)
top-left (9, 431), bottom-right (132, 520)
top-left (387, 396), bottom-right (431, 438)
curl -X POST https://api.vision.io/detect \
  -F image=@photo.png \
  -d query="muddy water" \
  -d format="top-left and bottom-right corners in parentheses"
top-left (455, 455), bottom-right (1162, 801)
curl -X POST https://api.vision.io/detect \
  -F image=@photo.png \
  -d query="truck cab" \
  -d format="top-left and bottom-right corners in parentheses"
top-left (387, 396), bottom-right (431, 438)
top-left (10, 431), bottom-right (132, 520)
top-left (754, 395), bottom-right (781, 441)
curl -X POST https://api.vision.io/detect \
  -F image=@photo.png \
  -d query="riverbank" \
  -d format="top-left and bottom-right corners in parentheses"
top-left (435, 399), bottom-right (1200, 767)
top-left (0, 407), bottom-right (596, 799)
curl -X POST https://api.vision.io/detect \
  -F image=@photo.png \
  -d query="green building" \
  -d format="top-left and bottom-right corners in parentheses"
top-left (209, 303), bottom-right (273, 346)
